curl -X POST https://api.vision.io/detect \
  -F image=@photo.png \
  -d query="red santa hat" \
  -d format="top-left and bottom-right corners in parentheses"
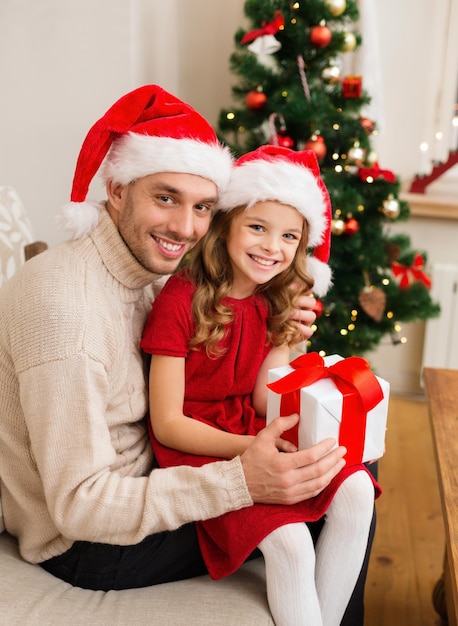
top-left (217, 145), bottom-right (333, 296)
top-left (58, 84), bottom-right (233, 238)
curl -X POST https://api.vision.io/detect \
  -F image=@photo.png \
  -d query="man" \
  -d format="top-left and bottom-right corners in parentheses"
top-left (0, 85), bottom-right (367, 617)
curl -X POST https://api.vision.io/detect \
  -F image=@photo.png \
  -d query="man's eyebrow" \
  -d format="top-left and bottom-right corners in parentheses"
top-left (150, 182), bottom-right (218, 204)
top-left (150, 182), bottom-right (182, 195)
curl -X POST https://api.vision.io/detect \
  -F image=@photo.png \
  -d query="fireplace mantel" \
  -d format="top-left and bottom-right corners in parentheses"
top-left (401, 191), bottom-right (458, 221)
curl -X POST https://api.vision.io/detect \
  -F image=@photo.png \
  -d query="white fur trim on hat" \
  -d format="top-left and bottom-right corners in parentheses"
top-left (56, 200), bottom-right (102, 240)
top-left (102, 133), bottom-right (233, 195)
top-left (217, 159), bottom-right (327, 248)
top-left (307, 254), bottom-right (333, 297)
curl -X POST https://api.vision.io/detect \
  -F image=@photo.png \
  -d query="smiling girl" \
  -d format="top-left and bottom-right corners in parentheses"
top-left (140, 145), bottom-right (380, 626)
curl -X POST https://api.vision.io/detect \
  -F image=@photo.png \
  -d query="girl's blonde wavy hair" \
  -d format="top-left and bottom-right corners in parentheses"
top-left (183, 205), bottom-right (314, 358)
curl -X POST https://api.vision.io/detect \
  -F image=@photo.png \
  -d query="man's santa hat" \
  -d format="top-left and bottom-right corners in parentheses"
top-left (217, 145), bottom-right (333, 296)
top-left (58, 84), bottom-right (233, 239)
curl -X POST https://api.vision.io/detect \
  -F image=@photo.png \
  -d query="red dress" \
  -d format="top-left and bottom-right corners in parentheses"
top-left (141, 273), bottom-right (381, 580)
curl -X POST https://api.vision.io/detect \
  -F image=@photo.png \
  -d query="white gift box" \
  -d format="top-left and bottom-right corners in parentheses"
top-left (266, 354), bottom-right (389, 464)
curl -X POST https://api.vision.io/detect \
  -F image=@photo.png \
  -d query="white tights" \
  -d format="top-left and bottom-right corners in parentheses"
top-left (257, 470), bottom-right (374, 626)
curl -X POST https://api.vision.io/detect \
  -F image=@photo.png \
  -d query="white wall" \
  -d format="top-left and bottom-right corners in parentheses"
top-left (0, 0), bottom-right (138, 247)
top-left (375, 0), bottom-right (458, 178)
top-left (0, 0), bottom-right (246, 248)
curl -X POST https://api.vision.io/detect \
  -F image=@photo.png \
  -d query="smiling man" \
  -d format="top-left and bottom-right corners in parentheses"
top-left (0, 85), bottom-right (346, 596)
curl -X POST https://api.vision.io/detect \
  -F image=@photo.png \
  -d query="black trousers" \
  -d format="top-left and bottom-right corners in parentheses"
top-left (41, 523), bottom-right (208, 590)
top-left (42, 462), bottom-right (378, 624)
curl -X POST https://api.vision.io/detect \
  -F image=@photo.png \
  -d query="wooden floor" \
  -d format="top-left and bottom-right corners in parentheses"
top-left (364, 394), bottom-right (446, 626)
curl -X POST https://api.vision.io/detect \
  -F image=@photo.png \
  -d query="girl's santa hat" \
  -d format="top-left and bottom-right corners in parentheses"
top-left (217, 144), bottom-right (333, 296)
top-left (58, 84), bottom-right (233, 239)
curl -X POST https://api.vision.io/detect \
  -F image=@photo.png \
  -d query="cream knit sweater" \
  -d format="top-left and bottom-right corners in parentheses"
top-left (0, 208), bottom-right (252, 564)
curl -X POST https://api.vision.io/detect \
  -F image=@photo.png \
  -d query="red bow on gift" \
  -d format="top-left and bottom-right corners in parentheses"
top-left (392, 254), bottom-right (432, 289)
top-left (241, 10), bottom-right (285, 44)
top-left (358, 163), bottom-right (396, 183)
top-left (267, 352), bottom-right (384, 466)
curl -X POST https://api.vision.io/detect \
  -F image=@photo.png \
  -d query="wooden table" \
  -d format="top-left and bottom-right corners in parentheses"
top-left (423, 367), bottom-right (458, 626)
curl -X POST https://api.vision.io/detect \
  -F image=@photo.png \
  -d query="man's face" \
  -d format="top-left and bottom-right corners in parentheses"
top-left (108, 172), bottom-right (218, 275)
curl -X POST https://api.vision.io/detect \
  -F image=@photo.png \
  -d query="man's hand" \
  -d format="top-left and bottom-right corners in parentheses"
top-left (290, 290), bottom-right (317, 341)
top-left (240, 414), bottom-right (346, 505)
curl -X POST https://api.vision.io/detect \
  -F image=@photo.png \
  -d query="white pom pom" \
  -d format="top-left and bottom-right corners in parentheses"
top-left (56, 201), bottom-right (102, 239)
top-left (307, 255), bottom-right (333, 297)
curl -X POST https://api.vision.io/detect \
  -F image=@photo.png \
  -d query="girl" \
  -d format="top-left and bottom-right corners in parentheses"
top-left (140, 145), bottom-right (380, 626)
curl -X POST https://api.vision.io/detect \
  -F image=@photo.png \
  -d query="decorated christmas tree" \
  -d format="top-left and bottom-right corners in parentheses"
top-left (217, 0), bottom-right (440, 357)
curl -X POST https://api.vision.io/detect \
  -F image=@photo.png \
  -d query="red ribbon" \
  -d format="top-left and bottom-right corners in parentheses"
top-left (241, 10), bottom-right (284, 44)
top-left (392, 253), bottom-right (432, 289)
top-left (358, 163), bottom-right (396, 183)
top-left (267, 353), bottom-right (384, 466)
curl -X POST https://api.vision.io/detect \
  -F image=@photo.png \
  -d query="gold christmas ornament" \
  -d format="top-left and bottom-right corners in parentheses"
top-left (331, 218), bottom-right (346, 235)
top-left (325, 0), bottom-right (347, 16)
top-left (322, 63), bottom-right (341, 82)
top-left (381, 195), bottom-right (400, 219)
top-left (342, 31), bottom-right (357, 51)
top-left (348, 141), bottom-right (365, 164)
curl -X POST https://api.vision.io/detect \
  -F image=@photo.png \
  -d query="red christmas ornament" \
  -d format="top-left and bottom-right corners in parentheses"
top-left (270, 131), bottom-right (295, 149)
top-left (245, 90), bottom-right (267, 110)
top-left (312, 298), bottom-right (324, 318)
top-left (303, 134), bottom-right (327, 160)
top-left (360, 116), bottom-right (375, 134)
top-left (344, 217), bottom-right (359, 236)
top-left (342, 75), bottom-right (362, 98)
top-left (310, 24), bottom-right (332, 48)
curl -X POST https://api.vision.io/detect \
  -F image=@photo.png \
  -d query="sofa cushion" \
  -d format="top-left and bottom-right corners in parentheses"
top-left (0, 532), bottom-right (273, 625)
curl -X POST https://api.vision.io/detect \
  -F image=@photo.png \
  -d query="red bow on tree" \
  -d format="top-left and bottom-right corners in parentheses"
top-left (358, 163), bottom-right (396, 183)
top-left (392, 254), bottom-right (432, 289)
top-left (241, 10), bottom-right (285, 44)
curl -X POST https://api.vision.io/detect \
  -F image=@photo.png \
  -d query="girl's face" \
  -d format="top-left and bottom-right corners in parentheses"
top-left (226, 200), bottom-right (304, 299)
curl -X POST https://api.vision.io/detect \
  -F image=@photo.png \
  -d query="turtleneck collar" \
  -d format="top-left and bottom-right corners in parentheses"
top-left (89, 205), bottom-right (162, 290)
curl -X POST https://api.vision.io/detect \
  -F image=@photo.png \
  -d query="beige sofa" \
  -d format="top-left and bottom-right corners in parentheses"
top-left (0, 499), bottom-right (273, 625)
